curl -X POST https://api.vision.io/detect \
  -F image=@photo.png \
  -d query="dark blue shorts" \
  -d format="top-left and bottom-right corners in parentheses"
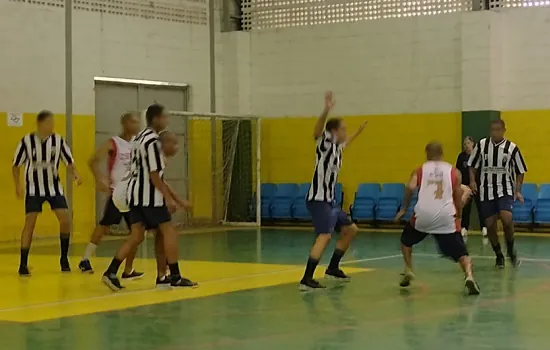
top-left (129, 206), bottom-right (171, 230)
top-left (480, 195), bottom-right (514, 219)
top-left (400, 223), bottom-right (468, 262)
top-left (99, 196), bottom-right (130, 227)
top-left (307, 200), bottom-right (352, 235)
top-left (25, 195), bottom-right (68, 214)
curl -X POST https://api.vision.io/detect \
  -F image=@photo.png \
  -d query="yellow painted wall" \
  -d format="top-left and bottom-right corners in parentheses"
top-left (260, 113), bottom-right (461, 209)
top-left (0, 112), bottom-right (95, 242)
top-left (501, 110), bottom-right (550, 185)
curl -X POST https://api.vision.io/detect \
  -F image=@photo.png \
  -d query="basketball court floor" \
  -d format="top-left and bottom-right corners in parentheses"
top-left (1, 228), bottom-right (550, 350)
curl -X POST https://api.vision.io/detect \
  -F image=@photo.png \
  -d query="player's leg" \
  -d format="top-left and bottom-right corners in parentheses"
top-left (481, 200), bottom-right (504, 267)
top-left (120, 212), bottom-right (144, 279)
top-left (19, 196), bottom-right (43, 275)
top-left (50, 196), bottom-right (71, 272)
top-left (325, 209), bottom-right (358, 281)
top-left (474, 194), bottom-right (488, 244)
top-left (80, 197), bottom-right (116, 273)
top-left (153, 230), bottom-right (171, 289)
top-left (300, 201), bottom-right (334, 290)
top-left (461, 196), bottom-right (472, 238)
top-left (399, 223), bottom-right (428, 287)
top-left (434, 233), bottom-right (480, 295)
top-left (102, 208), bottom-right (147, 291)
top-left (498, 196), bottom-right (519, 267)
top-left (157, 220), bottom-right (196, 287)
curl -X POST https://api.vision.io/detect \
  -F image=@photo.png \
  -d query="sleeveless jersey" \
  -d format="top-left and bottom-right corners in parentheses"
top-left (412, 161), bottom-right (459, 234)
top-left (108, 136), bottom-right (132, 189)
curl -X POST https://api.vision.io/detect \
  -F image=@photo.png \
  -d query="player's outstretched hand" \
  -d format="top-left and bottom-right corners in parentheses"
top-left (324, 91), bottom-right (335, 110)
top-left (394, 209), bottom-right (406, 223)
top-left (178, 199), bottom-right (193, 210)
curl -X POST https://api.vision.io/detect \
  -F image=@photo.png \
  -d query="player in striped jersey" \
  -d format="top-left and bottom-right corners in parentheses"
top-left (79, 112), bottom-right (142, 277)
top-left (12, 110), bottom-right (82, 276)
top-left (102, 104), bottom-right (195, 290)
top-left (467, 119), bottom-right (527, 268)
top-left (300, 91), bottom-right (367, 291)
top-left (395, 142), bottom-right (480, 295)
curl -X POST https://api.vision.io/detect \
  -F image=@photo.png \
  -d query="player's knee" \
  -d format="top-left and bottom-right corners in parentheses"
top-left (58, 216), bottom-right (71, 232)
top-left (342, 224), bottom-right (358, 237)
top-left (23, 214), bottom-right (38, 231)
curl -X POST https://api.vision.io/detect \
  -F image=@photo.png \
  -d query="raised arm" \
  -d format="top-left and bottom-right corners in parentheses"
top-left (313, 91), bottom-right (335, 139)
top-left (12, 139), bottom-right (27, 199)
top-left (88, 139), bottom-right (114, 192)
top-left (395, 169), bottom-right (419, 221)
top-left (343, 121), bottom-right (368, 148)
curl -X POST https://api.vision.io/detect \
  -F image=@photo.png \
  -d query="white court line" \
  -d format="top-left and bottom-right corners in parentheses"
top-left (0, 254), bottom-right (402, 313)
top-left (415, 252), bottom-right (550, 263)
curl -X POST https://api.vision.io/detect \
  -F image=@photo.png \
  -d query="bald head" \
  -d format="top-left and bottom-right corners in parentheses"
top-left (159, 130), bottom-right (179, 157)
top-left (120, 112), bottom-right (140, 136)
top-left (425, 141), bottom-right (443, 160)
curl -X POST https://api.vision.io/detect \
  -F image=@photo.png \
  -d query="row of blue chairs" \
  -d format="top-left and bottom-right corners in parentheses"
top-left (512, 183), bottom-right (550, 224)
top-left (260, 183), bottom-right (343, 220)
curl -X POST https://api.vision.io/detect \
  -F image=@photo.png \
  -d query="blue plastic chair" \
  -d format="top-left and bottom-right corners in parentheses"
top-left (333, 183), bottom-right (344, 208)
top-left (513, 183), bottom-right (537, 224)
top-left (535, 184), bottom-right (550, 224)
top-left (292, 183), bottom-right (311, 220)
top-left (260, 183), bottom-right (277, 219)
top-left (271, 183), bottom-right (299, 220)
top-left (376, 183), bottom-right (405, 221)
top-left (351, 183), bottom-right (380, 220)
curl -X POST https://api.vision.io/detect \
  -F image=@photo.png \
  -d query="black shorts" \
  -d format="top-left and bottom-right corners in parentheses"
top-left (25, 195), bottom-right (68, 214)
top-left (99, 197), bottom-right (130, 227)
top-left (400, 223), bottom-right (468, 262)
top-left (129, 206), bottom-right (171, 230)
top-left (307, 200), bottom-right (352, 235)
top-left (480, 195), bottom-right (514, 219)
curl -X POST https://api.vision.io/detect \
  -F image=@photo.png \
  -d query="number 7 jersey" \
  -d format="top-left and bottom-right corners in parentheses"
top-left (412, 161), bottom-right (460, 234)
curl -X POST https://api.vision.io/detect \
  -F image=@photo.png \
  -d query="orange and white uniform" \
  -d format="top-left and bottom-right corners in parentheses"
top-left (411, 161), bottom-right (460, 234)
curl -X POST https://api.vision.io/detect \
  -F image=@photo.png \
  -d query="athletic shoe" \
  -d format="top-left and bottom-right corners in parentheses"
top-left (509, 253), bottom-right (521, 268)
top-left (122, 270), bottom-right (145, 280)
top-left (465, 277), bottom-right (481, 295)
top-left (171, 276), bottom-right (198, 288)
top-left (495, 254), bottom-right (505, 269)
top-left (461, 228), bottom-right (468, 242)
top-left (482, 228), bottom-right (489, 246)
top-left (78, 259), bottom-right (94, 274)
top-left (18, 265), bottom-right (30, 277)
top-left (60, 258), bottom-right (71, 272)
top-left (102, 273), bottom-right (124, 291)
top-left (399, 271), bottom-right (415, 287)
top-left (156, 275), bottom-right (172, 290)
top-left (299, 279), bottom-right (326, 291)
top-left (325, 268), bottom-right (351, 281)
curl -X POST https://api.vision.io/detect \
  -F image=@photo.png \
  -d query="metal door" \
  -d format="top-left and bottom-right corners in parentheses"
top-left (94, 78), bottom-right (189, 227)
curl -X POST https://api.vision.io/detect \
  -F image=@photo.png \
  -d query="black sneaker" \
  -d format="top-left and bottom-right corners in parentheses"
top-left (399, 271), bottom-right (415, 287)
top-left (18, 265), bottom-right (30, 277)
top-left (171, 276), bottom-right (198, 288)
top-left (509, 253), bottom-right (521, 268)
top-left (465, 277), bottom-right (481, 295)
top-left (495, 254), bottom-right (505, 269)
top-left (102, 273), bottom-right (124, 291)
top-left (156, 275), bottom-right (172, 290)
top-left (325, 268), bottom-right (351, 281)
top-left (78, 260), bottom-right (94, 273)
top-left (60, 258), bottom-right (71, 272)
top-left (299, 279), bottom-right (326, 291)
top-left (122, 270), bottom-right (145, 280)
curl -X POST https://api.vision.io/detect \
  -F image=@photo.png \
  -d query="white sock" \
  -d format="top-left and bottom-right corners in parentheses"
top-left (82, 243), bottom-right (97, 260)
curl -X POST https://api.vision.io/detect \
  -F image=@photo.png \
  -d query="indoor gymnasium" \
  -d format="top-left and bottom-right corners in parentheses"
top-left (2, 0), bottom-right (550, 349)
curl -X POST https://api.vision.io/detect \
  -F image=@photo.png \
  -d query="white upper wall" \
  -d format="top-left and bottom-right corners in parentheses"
top-left (0, 1), bottom-right (210, 115)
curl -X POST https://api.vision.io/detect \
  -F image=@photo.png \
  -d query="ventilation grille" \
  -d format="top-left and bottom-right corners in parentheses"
top-left (9, 0), bottom-right (207, 25)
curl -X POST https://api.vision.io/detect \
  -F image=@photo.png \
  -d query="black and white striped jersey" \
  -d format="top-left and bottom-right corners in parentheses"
top-left (307, 131), bottom-right (344, 202)
top-left (467, 137), bottom-right (527, 201)
top-left (127, 127), bottom-right (166, 207)
top-left (13, 133), bottom-right (74, 197)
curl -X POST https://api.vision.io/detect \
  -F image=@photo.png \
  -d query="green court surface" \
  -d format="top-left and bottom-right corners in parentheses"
top-left (1, 228), bottom-right (550, 350)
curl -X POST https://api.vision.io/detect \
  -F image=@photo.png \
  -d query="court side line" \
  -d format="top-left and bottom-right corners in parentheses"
top-left (0, 254), bottom-right (402, 313)
top-left (415, 252), bottom-right (550, 262)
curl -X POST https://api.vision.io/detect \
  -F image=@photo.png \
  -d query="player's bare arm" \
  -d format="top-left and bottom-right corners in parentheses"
top-left (150, 171), bottom-right (177, 213)
top-left (343, 121), bottom-right (368, 148)
top-left (68, 164), bottom-right (82, 186)
top-left (515, 173), bottom-right (525, 204)
top-left (165, 182), bottom-right (192, 210)
top-left (12, 165), bottom-right (22, 199)
top-left (453, 171), bottom-right (464, 218)
top-left (395, 170), bottom-right (418, 222)
top-left (313, 91), bottom-right (335, 139)
top-left (88, 139), bottom-right (114, 192)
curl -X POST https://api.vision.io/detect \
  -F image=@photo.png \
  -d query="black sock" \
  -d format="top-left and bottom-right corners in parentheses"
top-left (492, 242), bottom-right (503, 256)
top-left (106, 258), bottom-right (123, 275)
top-left (506, 239), bottom-right (515, 256)
top-left (328, 249), bottom-right (345, 270)
top-left (20, 248), bottom-right (30, 267)
top-left (303, 257), bottom-right (319, 281)
top-left (60, 233), bottom-right (70, 259)
top-left (168, 263), bottom-right (180, 278)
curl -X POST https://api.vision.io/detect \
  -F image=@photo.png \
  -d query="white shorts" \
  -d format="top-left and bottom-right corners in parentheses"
top-left (112, 180), bottom-right (130, 213)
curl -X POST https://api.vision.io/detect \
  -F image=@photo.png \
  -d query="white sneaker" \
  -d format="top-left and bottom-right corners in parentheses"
top-left (461, 228), bottom-right (468, 242)
top-left (481, 227), bottom-right (489, 245)
top-left (481, 227), bottom-right (487, 236)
